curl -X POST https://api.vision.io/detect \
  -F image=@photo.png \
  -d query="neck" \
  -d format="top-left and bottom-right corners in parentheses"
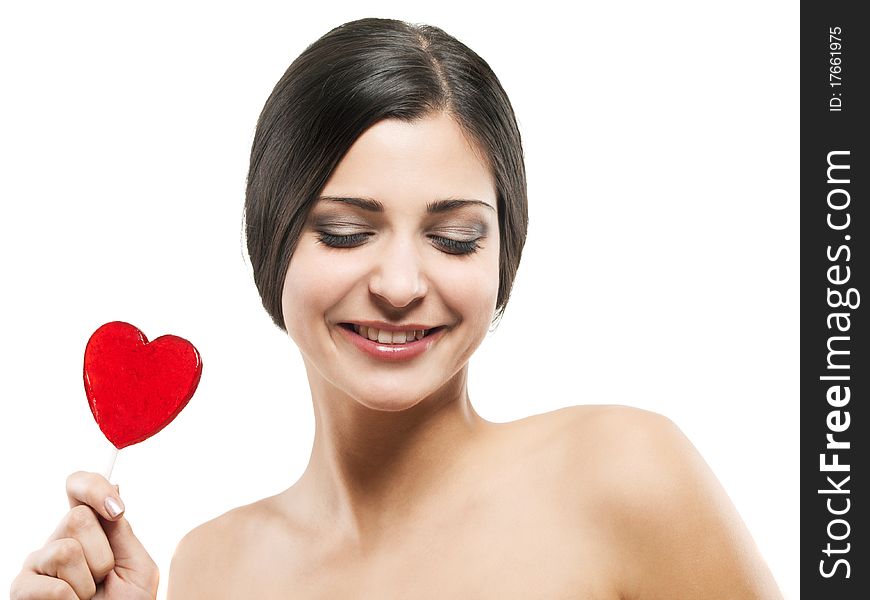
top-left (291, 363), bottom-right (493, 550)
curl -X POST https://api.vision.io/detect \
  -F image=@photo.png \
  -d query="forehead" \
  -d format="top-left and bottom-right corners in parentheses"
top-left (320, 113), bottom-right (497, 212)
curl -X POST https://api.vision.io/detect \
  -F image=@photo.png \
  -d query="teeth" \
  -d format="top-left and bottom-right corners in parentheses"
top-left (352, 325), bottom-right (429, 344)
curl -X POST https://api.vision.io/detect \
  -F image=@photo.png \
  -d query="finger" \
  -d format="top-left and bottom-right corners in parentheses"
top-left (102, 517), bottom-right (156, 586)
top-left (24, 538), bottom-right (97, 600)
top-left (10, 570), bottom-right (78, 600)
top-left (48, 504), bottom-right (115, 583)
top-left (66, 471), bottom-right (125, 521)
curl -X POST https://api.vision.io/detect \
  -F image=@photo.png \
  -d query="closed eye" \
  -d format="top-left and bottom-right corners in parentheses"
top-left (315, 232), bottom-right (372, 248)
top-left (429, 236), bottom-right (481, 255)
top-left (315, 231), bottom-right (482, 255)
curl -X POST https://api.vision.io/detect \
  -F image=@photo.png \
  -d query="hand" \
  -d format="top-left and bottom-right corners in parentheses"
top-left (10, 471), bottom-right (159, 600)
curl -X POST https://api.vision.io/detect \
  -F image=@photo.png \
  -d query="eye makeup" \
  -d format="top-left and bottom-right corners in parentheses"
top-left (312, 218), bottom-right (487, 255)
top-left (308, 203), bottom-right (491, 256)
top-left (314, 230), bottom-right (486, 255)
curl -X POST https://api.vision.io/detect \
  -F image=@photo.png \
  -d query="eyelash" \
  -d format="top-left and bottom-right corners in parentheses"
top-left (315, 232), bottom-right (481, 255)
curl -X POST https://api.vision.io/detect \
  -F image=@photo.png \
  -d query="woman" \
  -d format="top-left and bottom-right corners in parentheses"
top-left (11, 18), bottom-right (783, 599)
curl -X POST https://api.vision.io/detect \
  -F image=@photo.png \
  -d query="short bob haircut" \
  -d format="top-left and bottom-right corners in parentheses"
top-left (245, 18), bottom-right (528, 331)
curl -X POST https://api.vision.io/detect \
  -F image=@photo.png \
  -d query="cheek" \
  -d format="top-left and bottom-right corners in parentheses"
top-left (437, 245), bottom-right (500, 326)
top-left (280, 243), bottom-right (363, 340)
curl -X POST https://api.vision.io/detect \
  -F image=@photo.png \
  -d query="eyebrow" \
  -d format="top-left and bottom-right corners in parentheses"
top-left (318, 196), bottom-right (496, 214)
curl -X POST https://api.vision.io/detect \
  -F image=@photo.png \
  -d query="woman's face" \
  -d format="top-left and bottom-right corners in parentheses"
top-left (281, 112), bottom-right (500, 411)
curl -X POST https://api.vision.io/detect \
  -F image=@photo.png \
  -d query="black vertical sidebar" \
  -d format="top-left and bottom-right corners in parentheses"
top-left (801, 2), bottom-right (868, 598)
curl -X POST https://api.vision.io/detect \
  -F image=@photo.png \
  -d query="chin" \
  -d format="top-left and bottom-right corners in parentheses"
top-left (352, 396), bottom-right (424, 413)
top-left (345, 381), bottom-right (434, 413)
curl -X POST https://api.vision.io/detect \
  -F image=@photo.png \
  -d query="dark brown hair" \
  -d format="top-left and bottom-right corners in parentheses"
top-left (245, 18), bottom-right (527, 330)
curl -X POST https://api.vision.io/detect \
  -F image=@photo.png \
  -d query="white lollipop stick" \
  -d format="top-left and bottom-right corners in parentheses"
top-left (103, 446), bottom-right (119, 482)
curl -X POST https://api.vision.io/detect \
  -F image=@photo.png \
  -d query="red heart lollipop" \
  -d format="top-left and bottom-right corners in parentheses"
top-left (84, 321), bottom-right (202, 449)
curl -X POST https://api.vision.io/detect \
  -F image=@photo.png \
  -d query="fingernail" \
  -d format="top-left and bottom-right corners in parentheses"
top-left (105, 496), bottom-right (125, 518)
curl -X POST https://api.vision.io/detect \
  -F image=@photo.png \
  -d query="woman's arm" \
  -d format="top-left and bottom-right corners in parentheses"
top-left (166, 527), bottom-right (207, 600)
top-left (571, 406), bottom-right (783, 599)
top-left (166, 518), bottom-right (233, 600)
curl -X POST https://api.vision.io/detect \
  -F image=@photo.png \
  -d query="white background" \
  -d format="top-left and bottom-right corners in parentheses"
top-left (0, 1), bottom-right (799, 598)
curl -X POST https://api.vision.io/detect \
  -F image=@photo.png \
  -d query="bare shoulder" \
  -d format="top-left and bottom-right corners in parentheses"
top-left (551, 404), bottom-right (724, 514)
top-left (522, 404), bottom-right (680, 476)
top-left (167, 495), bottom-right (291, 599)
top-left (541, 405), bottom-right (783, 599)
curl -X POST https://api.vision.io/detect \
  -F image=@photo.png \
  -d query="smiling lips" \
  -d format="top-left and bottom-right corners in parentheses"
top-left (351, 324), bottom-right (428, 344)
top-left (338, 322), bottom-right (444, 361)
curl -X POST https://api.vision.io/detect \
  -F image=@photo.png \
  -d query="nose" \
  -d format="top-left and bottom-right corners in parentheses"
top-left (368, 239), bottom-right (428, 309)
